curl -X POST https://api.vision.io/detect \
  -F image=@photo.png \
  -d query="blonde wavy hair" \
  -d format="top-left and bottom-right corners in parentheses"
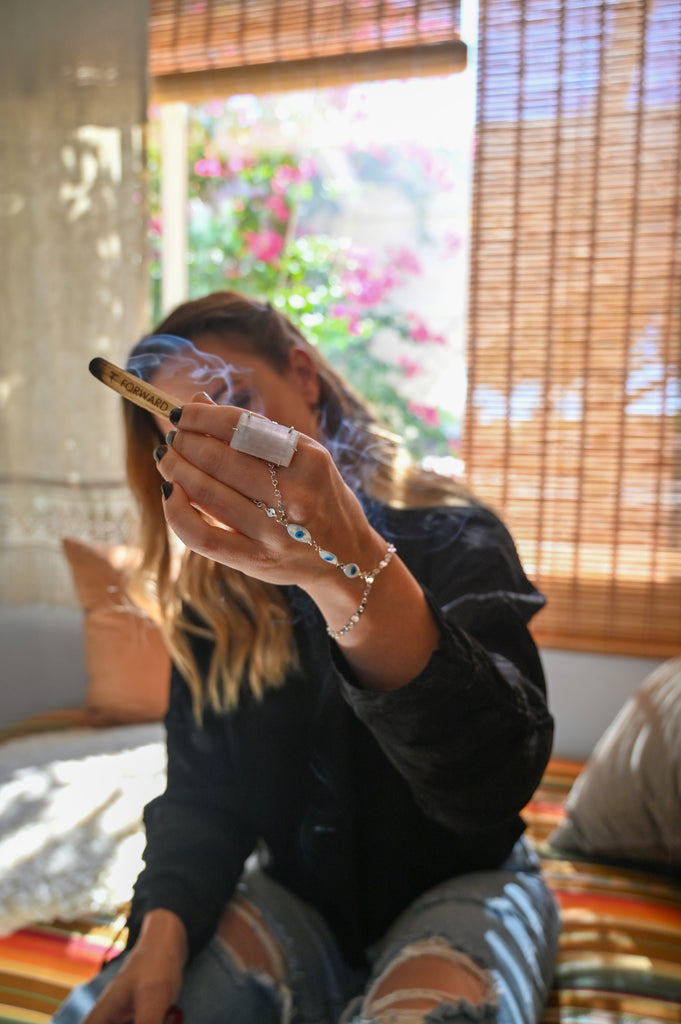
top-left (123, 291), bottom-right (474, 716)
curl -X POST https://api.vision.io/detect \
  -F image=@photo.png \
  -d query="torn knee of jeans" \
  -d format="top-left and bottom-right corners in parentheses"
top-left (360, 937), bottom-right (498, 1024)
top-left (217, 937), bottom-right (293, 1024)
top-left (218, 894), bottom-right (287, 977)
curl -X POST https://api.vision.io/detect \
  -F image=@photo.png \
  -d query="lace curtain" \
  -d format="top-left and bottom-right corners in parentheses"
top-left (0, 0), bottom-right (149, 604)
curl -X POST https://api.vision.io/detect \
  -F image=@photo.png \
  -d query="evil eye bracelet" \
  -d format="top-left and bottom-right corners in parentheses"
top-left (252, 462), bottom-right (396, 639)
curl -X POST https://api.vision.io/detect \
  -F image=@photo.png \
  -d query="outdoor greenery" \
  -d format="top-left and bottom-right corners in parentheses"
top-left (148, 89), bottom-right (463, 460)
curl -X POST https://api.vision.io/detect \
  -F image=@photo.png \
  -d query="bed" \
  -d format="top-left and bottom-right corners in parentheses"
top-left (0, 711), bottom-right (165, 1023)
top-left (1, 733), bottom-right (680, 1023)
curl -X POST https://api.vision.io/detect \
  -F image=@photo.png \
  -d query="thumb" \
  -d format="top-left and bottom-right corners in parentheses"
top-left (191, 391), bottom-right (217, 406)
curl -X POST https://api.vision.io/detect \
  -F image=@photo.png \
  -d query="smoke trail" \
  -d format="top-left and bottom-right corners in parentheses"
top-left (125, 333), bottom-right (265, 414)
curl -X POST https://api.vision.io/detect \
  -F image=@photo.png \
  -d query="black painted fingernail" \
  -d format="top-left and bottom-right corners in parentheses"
top-left (165, 429), bottom-right (176, 446)
top-left (161, 481), bottom-right (173, 500)
top-left (153, 445), bottom-right (167, 463)
top-left (169, 407), bottom-right (183, 425)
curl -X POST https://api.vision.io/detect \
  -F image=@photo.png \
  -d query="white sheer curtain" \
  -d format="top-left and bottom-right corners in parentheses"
top-left (0, 0), bottom-right (149, 604)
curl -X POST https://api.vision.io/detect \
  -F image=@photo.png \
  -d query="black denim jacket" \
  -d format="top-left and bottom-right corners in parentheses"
top-left (126, 500), bottom-right (554, 965)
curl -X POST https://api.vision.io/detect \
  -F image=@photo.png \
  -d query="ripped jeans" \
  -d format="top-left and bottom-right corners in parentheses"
top-left (51, 838), bottom-right (560, 1024)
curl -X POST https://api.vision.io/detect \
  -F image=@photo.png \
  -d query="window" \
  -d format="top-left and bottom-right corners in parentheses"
top-left (465, 0), bottom-right (681, 656)
top-left (147, 0), bottom-right (471, 462)
top-left (147, 0), bottom-right (681, 658)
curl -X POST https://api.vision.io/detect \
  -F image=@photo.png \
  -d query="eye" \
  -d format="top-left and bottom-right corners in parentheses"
top-left (230, 390), bottom-right (254, 410)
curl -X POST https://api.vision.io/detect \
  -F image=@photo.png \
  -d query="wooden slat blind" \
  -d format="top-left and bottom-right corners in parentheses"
top-left (149, 0), bottom-right (466, 101)
top-left (465, 0), bottom-right (681, 656)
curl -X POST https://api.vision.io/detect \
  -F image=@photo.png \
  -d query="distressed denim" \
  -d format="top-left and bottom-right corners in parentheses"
top-left (51, 838), bottom-right (559, 1024)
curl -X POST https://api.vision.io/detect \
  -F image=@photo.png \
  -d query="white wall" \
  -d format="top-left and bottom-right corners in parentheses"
top-left (541, 649), bottom-right (663, 761)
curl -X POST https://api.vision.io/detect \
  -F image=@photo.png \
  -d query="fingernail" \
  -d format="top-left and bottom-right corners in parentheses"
top-left (165, 429), bottom-right (177, 446)
top-left (169, 406), bottom-right (183, 425)
top-left (153, 445), bottom-right (167, 463)
top-left (164, 1007), bottom-right (184, 1024)
top-left (161, 481), bottom-right (173, 500)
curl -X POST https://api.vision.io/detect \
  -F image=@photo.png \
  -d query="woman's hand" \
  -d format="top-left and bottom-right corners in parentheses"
top-left (156, 399), bottom-right (440, 689)
top-left (84, 910), bottom-right (187, 1024)
top-left (156, 399), bottom-right (385, 591)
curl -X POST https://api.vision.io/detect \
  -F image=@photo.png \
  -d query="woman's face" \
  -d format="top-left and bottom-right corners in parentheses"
top-left (149, 332), bottom-right (321, 439)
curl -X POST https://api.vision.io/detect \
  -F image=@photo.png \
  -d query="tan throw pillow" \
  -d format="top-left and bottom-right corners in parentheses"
top-left (62, 537), bottom-right (171, 723)
top-left (549, 657), bottom-right (681, 871)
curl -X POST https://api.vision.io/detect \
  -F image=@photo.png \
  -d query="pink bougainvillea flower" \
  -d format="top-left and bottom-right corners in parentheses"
top-left (407, 313), bottom-right (447, 345)
top-left (416, 149), bottom-right (435, 178)
top-left (387, 246), bottom-right (422, 276)
top-left (266, 194), bottom-right (289, 222)
top-left (245, 229), bottom-right (284, 263)
top-left (442, 231), bottom-right (462, 256)
top-left (330, 303), bottom-right (362, 336)
top-left (149, 216), bottom-right (162, 236)
top-left (339, 244), bottom-right (404, 306)
top-left (272, 164), bottom-right (300, 194)
top-left (297, 156), bottom-right (316, 180)
top-left (368, 144), bottom-right (389, 162)
top-left (342, 273), bottom-right (382, 306)
top-left (194, 156), bottom-right (222, 178)
top-left (397, 354), bottom-right (422, 378)
top-left (341, 263), bottom-right (399, 307)
top-left (228, 154), bottom-right (251, 173)
top-left (408, 402), bottom-right (441, 428)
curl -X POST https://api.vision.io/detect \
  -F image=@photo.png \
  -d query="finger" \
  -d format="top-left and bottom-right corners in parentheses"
top-left (134, 990), bottom-right (181, 1024)
top-left (169, 402), bottom-right (243, 443)
top-left (167, 430), bottom-right (239, 489)
top-left (165, 428), bottom-right (303, 518)
top-left (157, 443), bottom-right (272, 541)
top-left (161, 479), bottom-right (275, 577)
top-left (83, 987), bottom-right (134, 1024)
top-left (191, 391), bottom-right (216, 405)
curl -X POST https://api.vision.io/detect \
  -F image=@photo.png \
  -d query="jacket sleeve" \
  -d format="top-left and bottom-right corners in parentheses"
top-left (126, 666), bottom-right (256, 960)
top-left (334, 503), bottom-right (554, 834)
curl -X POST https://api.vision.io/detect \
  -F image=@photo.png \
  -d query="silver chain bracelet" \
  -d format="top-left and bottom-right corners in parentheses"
top-left (252, 462), bottom-right (396, 638)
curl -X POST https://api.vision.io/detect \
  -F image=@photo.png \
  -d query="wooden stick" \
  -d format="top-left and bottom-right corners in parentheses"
top-left (89, 357), bottom-right (180, 421)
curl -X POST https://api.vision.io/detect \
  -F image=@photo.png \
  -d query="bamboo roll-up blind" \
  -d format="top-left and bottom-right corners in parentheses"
top-left (148, 0), bottom-right (466, 102)
top-left (465, 0), bottom-right (681, 656)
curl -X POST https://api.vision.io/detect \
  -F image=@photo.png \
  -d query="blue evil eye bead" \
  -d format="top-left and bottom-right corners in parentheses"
top-left (319, 549), bottom-right (338, 565)
top-left (287, 524), bottom-right (312, 544)
top-left (342, 563), bottom-right (360, 578)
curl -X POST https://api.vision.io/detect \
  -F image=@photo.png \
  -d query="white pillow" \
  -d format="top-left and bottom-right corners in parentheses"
top-left (549, 657), bottom-right (681, 870)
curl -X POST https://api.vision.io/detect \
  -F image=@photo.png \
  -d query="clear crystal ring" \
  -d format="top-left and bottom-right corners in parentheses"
top-left (230, 411), bottom-right (299, 467)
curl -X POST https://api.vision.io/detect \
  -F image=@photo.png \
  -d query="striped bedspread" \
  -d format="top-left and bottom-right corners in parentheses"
top-left (526, 761), bottom-right (681, 1023)
top-left (0, 914), bottom-right (126, 1022)
top-left (1, 758), bottom-right (680, 1022)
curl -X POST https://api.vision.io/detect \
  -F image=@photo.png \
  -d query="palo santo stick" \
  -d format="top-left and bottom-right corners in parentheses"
top-left (89, 356), bottom-right (180, 421)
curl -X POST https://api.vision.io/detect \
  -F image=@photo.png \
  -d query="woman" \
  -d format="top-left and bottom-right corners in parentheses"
top-left (55, 291), bottom-right (559, 1024)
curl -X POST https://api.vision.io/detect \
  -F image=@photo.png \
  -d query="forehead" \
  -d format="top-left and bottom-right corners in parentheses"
top-left (148, 335), bottom-right (253, 386)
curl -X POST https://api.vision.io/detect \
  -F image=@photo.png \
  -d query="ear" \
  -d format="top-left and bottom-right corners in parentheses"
top-left (288, 347), bottom-right (321, 408)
